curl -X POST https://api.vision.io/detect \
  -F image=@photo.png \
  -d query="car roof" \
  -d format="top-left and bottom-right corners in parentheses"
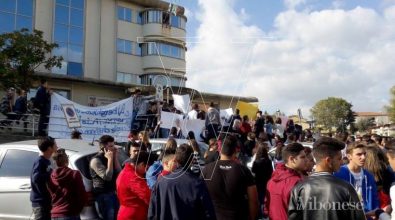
top-left (0, 139), bottom-right (101, 155)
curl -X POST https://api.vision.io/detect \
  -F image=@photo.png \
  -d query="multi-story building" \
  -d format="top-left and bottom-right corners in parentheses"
top-left (0, 0), bottom-right (257, 107)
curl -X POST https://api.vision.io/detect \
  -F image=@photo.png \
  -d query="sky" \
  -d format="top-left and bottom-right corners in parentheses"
top-left (173, 0), bottom-right (395, 117)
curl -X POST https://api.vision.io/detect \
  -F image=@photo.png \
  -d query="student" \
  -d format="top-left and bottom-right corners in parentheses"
top-left (30, 137), bottom-right (58, 220)
top-left (289, 137), bottom-right (365, 220)
top-left (48, 148), bottom-right (87, 219)
top-left (265, 143), bottom-right (307, 220)
top-left (334, 143), bottom-right (379, 216)
top-left (203, 135), bottom-right (258, 220)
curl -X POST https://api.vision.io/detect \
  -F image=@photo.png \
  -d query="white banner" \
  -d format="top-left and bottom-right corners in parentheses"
top-left (49, 93), bottom-right (133, 142)
top-left (172, 94), bottom-right (190, 114)
top-left (160, 111), bottom-right (184, 129)
top-left (181, 119), bottom-right (205, 142)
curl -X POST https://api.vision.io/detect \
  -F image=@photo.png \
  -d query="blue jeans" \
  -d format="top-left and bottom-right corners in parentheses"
top-left (94, 192), bottom-right (119, 220)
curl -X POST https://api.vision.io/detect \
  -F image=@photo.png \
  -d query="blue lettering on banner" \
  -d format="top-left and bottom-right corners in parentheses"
top-left (75, 103), bottom-right (130, 118)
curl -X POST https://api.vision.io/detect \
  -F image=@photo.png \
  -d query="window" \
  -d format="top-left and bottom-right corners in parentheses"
top-left (135, 43), bottom-right (142, 56)
top-left (117, 72), bottom-right (140, 84)
top-left (137, 11), bottom-right (142, 24)
top-left (141, 10), bottom-right (185, 29)
top-left (0, 149), bottom-right (38, 177)
top-left (142, 42), bottom-right (184, 59)
top-left (140, 74), bottom-right (185, 87)
top-left (53, 0), bottom-right (84, 77)
top-left (117, 39), bottom-right (132, 54)
top-left (117, 6), bottom-right (132, 22)
top-left (0, 0), bottom-right (34, 34)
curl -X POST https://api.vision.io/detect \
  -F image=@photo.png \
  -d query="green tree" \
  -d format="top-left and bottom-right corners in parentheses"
top-left (385, 86), bottom-right (395, 123)
top-left (0, 28), bottom-right (62, 91)
top-left (310, 97), bottom-right (355, 132)
top-left (355, 118), bottom-right (375, 132)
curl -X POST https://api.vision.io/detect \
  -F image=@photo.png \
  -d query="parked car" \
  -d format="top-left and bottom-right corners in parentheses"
top-left (0, 139), bottom-right (128, 220)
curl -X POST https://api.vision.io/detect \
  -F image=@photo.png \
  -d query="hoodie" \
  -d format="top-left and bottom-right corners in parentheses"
top-left (47, 166), bottom-right (87, 217)
top-left (334, 165), bottom-right (379, 212)
top-left (265, 163), bottom-right (303, 220)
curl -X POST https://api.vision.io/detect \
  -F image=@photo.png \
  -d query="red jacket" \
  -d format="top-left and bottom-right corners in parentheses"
top-left (116, 163), bottom-right (151, 220)
top-left (265, 163), bottom-right (303, 220)
top-left (47, 167), bottom-right (87, 217)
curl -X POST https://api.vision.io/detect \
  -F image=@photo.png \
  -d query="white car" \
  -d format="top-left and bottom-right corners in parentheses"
top-left (0, 139), bottom-right (127, 220)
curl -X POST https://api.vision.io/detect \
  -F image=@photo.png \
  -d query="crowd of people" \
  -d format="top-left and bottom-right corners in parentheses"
top-left (27, 105), bottom-right (395, 220)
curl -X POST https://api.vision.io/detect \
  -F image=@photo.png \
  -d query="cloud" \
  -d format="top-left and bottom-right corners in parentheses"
top-left (186, 0), bottom-right (395, 117)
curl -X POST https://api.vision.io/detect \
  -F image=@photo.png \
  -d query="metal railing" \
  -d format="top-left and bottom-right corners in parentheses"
top-left (0, 112), bottom-right (39, 136)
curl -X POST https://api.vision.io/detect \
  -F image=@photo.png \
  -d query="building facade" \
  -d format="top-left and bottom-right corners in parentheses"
top-left (0, 0), bottom-right (257, 108)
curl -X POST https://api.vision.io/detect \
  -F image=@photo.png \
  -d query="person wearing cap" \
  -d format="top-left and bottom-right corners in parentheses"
top-left (48, 148), bottom-right (87, 219)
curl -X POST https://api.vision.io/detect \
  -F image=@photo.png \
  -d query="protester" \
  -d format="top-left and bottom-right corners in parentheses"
top-left (334, 143), bottom-right (379, 216)
top-left (205, 102), bottom-right (221, 140)
top-left (188, 103), bottom-right (199, 119)
top-left (89, 135), bottom-right (121, 220)
top-left (116, 151), bottom-right (151, 220)
top-left (227, 109), bottom-right (242, 131)
top-left (148, 144), bottom-right (216, 220)
top-left (288, 137), bottom-right (365, 220)
top-left (364, 146), bottom-right (393, 211)
top-left (203, 135), bottom-right (258, 220)
top-left (48, 148), bottom-right (87, 220)
top-left (204, 138), bottom-right (219, 164)
top-left (138, 130), bottom-right (152, 150)
top-left (254, 111), bottom-right (265, 137)
top-left (71, 130), bottom-right (82, 139)
top-left (303, 147), bottom-right (315, 175)
top-left (157, 149), bottom-right (177, 179)
top-left (146, 138), bottom-right (177, 190)
top-left (128, 130), bottom-right (139, 142)
top-left (0, 87), bottom-right (15, 127)
top-left (274, 117), bottom-right (285, 140)
top-left (265, 115), bottom-right (274, 145)
top-left (251, 142), bottom-right (273, 218)
top-left (13, 89), bottom-right (28, 126)
top-left (265, 143), bottom-right (307, 220)
top-left (30, 137), bottom-right (57, 220)
top-left (189, 139), bottom-right (202, 174)
top-left (35, 79), bottom-right (52, 136)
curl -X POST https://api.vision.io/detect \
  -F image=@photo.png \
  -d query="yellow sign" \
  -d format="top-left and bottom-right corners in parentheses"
top-left (236, 101), bottom-right (259, 120)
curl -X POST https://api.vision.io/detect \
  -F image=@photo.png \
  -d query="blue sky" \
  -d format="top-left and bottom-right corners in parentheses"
top-left (171, 0), bottom-right (395, 116)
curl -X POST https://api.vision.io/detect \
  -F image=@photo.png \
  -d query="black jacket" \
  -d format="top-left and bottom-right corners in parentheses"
top-left (148, 168), bottom-right (216, 220)
top-left (288, 172), bottom-right (366, 220)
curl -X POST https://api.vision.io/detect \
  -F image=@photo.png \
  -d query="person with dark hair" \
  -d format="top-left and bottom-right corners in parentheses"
top-left (30, 137), bottom-right (57, 220)
top-left (205, 102), bottom-right (221, 141)
top-left (71, 130), bottom-right (82, 139)
top-left (187, 131), bottom-right (196, 140)
top-left (265, 115), bottom-right (274, 145)
top-left (128, 130), bottom-right (139, 142)
top-left (116, 151), bottom-right (150, 220)
top-left (288, 137), bottom-right (365, 220)
top-left (188, 103), bottom-right (199, 119)
top-left (227, 109), bottom-right (242, 132)
top-left (251, 142), bottom-right (273, 218)
top-left (202, 136), bottom-right (258, 220)
top-left (35, 79), bottom-right (52, 136)
top-left (364, 146), bottom-right (393, 212)
top-left (189, 139), bottom-right (201, 174)
top-left (334, 143), bottom-right (379, 216)
top-left (148, 144), bottom-right (216, 220)
top-left (274, 117), bottom-right (285, 141)
top-left (48, 148), bottom-right (87, 219)
top-left (204, 138), bottom-right (219, 164)
top-left (303, 147), bottom-right (315, 176)
top-left (254, 111), bottom-right (265, 137)
top-left (146, 138), bottom-right (177, 190)
top-left (374, 139), bottom-right (395, 219)
top-left (239, 115), bottom-right (252, 143)
top-left (265, 143), bottom-right (307, 220)
top-left (89, 135), bottom-right (121, 220)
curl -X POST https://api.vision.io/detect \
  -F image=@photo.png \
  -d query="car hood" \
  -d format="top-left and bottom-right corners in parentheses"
top-left (50, 167), bottom-right (75, 187)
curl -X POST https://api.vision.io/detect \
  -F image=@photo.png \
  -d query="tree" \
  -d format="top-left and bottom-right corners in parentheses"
top-left (310, 97), bottom-right (355, 132)
top-left (355, 118), bottom-right (375, 132)
top-left (0, 28), bottom-right (63, 91)
top-left (385, 86), bottom-right (395, 123)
